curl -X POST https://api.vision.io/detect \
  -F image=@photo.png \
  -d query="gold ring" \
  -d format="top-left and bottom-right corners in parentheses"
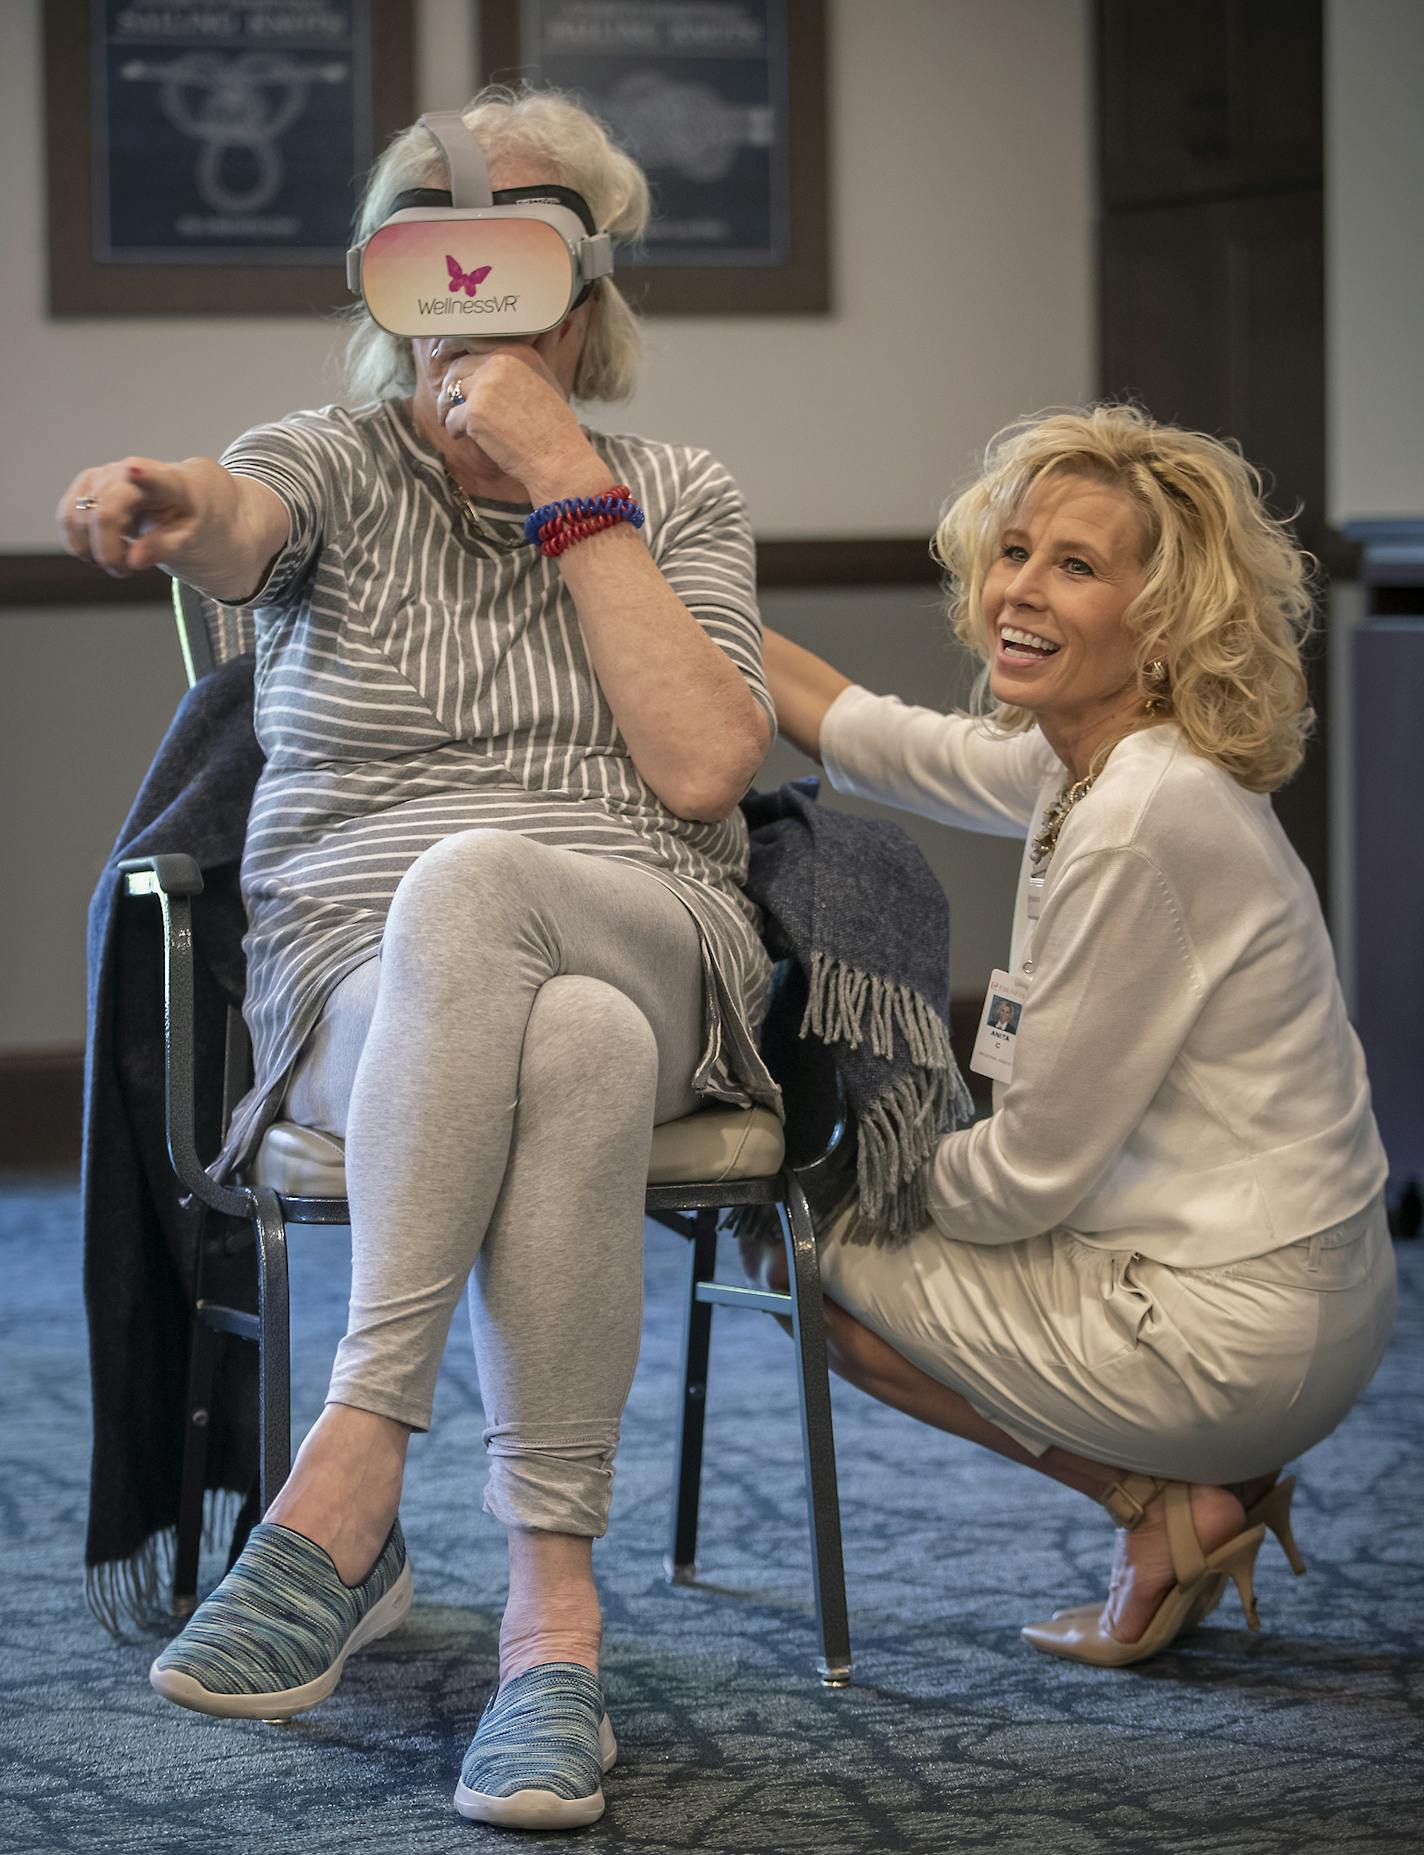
top-left (446, 378), bottom-right (466, 407)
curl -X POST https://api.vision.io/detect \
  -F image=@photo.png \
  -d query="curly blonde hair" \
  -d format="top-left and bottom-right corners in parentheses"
top-left (343, 84), bottom-right (650, 405)
top-left (934, 404), bottom-right (1316, 792)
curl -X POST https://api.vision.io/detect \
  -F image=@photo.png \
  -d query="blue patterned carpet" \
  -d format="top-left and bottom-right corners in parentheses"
top-left (0, 1179), bottom-right (1420, 1854)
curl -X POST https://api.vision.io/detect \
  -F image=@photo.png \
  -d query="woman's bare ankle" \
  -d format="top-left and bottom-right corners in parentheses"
top-left (265, 1403), bottom-right (410, 1583)
top-left (499, 1529), bottom-right (603, 1685)
top-left (498, 1611), bottom-right (603, 1685)
top-left (1105, 1482), bottom-right (1245, 1643)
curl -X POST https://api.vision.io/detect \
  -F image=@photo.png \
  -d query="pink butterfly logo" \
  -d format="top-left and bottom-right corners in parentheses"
top-left (446, 256), bottom-right (492, 296)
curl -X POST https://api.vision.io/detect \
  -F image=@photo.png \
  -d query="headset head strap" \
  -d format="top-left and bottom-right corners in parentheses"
top-left (418, 110), bottom-right (493, 208)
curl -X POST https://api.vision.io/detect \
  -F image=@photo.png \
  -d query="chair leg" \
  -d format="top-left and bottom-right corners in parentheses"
top-left (251, 1187), bottom-right (293, 1509)
top-left (666, 1209), bottom-right (718, 1584)
top-left (225, 1479), bottom-right (262, 1571)
top-left (173, 1210), bottom-right (220, 1615)
top-left (780, 1173), bottom-right (853, 1686)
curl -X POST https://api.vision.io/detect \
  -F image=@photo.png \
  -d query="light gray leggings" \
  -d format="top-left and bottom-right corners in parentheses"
top-left (283, 831), bottom-right (707, 1538)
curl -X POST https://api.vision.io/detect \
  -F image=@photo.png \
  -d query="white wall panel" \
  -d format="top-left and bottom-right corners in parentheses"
top-left (1325, 0), bottom-right (1424, 523)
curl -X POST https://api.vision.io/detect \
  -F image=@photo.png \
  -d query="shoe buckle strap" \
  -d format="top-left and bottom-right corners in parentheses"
top-left (1099, 1474), bottom-right (1164, 1530)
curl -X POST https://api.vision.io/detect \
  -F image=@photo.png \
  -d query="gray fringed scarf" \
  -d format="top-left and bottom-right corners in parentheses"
top-left (739, 779), bottom-right (975, 1242)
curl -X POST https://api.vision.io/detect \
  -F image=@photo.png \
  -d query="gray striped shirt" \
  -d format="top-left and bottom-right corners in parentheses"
top-left (217, 398), bottom-right (778, 1171)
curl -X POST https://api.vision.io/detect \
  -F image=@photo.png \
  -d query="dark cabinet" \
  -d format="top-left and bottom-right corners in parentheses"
top-left (1098, 0), bottom-right (1322, 207)
top-left (1100, 191), bottom-right (1324, 545)
top-left (1096, 0), bottom-right (1328, 905)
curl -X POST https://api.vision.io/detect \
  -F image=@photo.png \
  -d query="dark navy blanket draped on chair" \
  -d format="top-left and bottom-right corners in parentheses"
top-left (82, 656), bottom-right (261, 1629)
top-left (740, 778), bottom-right (975, 1245)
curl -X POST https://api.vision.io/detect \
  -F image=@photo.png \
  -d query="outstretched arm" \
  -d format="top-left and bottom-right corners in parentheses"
top-left (764, 629), bottom-right (1052, 836)
top-left (761, 627), bottom-right (852, 762)
top-left (57, 456), bottom-right (289, 604)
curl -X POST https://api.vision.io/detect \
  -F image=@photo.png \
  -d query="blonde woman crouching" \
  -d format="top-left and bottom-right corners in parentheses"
top-left (763, 404), bottom-right (1395, 1666)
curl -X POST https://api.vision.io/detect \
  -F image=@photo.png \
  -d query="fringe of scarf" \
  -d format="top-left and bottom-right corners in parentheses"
top-left (733, 951), bottom-right (976, 1250)
top-left (801, 948), bottom-right (954, 1072)
top-left (85, 1486), bottom-right (244, 1638)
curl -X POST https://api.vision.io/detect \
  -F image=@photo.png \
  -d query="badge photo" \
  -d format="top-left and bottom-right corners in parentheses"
top-left (970, 969), bottom-right (1031, 1084)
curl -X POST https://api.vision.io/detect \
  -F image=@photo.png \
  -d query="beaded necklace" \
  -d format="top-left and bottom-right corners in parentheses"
top-left (1029, 773), bottom-right (1095, 872)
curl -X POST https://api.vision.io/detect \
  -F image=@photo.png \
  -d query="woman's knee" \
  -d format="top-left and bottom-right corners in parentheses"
top-left (387, 830), bottom-right (550, 945)
top-left (519, 976), bottom-right (658, 1110)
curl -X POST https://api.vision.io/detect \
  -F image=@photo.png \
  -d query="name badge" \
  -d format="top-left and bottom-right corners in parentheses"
top-left (970, 968), bottom-right (1031, 1083)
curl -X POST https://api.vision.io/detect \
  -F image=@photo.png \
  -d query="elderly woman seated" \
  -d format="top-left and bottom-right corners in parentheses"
top-left (763, 404), bottom-right (1395, 1666)
top-left (60, 86), bottom-right (779, 1829)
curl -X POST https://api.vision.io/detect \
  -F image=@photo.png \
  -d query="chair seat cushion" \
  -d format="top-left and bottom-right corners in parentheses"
top-left (646, 1104), bottom-right (785, 1185)
top-left (253, 1105), bottom-right (785, 1200)
top-left (254, 1122), bottom-right (349, 1198)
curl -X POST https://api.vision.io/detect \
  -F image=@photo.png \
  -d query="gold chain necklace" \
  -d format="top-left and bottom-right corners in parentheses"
top-left (1030, 773), bottom-right (1095, 869)
top-left (444, 470), bottom-right (527, 552)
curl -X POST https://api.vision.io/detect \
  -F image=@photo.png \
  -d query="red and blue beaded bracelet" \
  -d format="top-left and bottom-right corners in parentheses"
top-left (523, 486), bottom-right (646, 558)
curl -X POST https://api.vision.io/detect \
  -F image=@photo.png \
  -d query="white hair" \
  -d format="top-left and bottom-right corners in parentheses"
top-left (343, 84), bottom-right (650, 404)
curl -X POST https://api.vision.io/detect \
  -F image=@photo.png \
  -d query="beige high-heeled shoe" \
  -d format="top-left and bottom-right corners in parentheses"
top-left (1246, 1475), bottom-right (1308, 1575)
top-left (1041, 1474), bottom-right (1306, 1634)
top-left (1020, 1475), bottom-right (1266, 1667)
top-left (1180, 1475), bottom-right (1306, 1627)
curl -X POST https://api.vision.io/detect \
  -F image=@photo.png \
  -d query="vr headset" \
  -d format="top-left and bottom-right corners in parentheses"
top-left (346, 110), bottom-right (614, 339)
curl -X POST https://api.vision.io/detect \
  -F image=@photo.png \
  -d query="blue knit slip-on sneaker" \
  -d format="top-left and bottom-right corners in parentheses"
top-left (454, 1661), bottom-right (617, 1830)
top-left (149, 1518), bottom-right (411, 1720)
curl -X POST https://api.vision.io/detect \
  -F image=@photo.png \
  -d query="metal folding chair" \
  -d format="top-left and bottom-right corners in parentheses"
top-left (118, 583), bottom-right (854, 1685)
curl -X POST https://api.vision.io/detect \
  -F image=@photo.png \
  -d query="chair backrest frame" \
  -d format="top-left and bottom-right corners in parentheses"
top-left (171, 579), bottom-right (255, 688)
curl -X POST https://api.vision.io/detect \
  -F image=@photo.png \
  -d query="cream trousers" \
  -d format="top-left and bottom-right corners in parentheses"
top-left (818, 1193), bottom-right (1397, 1484)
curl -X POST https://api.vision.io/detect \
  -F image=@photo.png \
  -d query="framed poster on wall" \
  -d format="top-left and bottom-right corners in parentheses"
top-left (478, 0), bottom-right (829, 314)
top-left (45, 0), bottom-right (415, 315)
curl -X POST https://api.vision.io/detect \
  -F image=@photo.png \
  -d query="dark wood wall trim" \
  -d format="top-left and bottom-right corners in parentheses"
top-left (757, 538), bottom-right (940, 587)
top-left (0, 555), bottom-right (170, 607)
top-left (0, 1050), bottom-right (84, 1172)
top-left (0, 539), bottom-right (941, 608)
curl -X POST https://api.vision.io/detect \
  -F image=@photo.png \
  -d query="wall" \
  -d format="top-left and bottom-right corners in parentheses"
top-left (1322, 0), bottom-right (1424, 986)
top-left (1, 0), bottom-right (1093, 545)
top-left (0, 0), bottom-right (1092, 1054)
top-left (0, 607), bottom-right (188, 1049)
top-left (1324, 0), bottom-right (1424, 525)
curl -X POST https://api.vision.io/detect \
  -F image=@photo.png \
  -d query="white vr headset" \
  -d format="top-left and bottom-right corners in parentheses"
top-left (346, 110), bottom-right (615, 339)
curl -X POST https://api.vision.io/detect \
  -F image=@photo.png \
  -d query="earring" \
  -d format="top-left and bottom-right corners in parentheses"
top-left (1144, 659), bottom-right (1170, 715)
